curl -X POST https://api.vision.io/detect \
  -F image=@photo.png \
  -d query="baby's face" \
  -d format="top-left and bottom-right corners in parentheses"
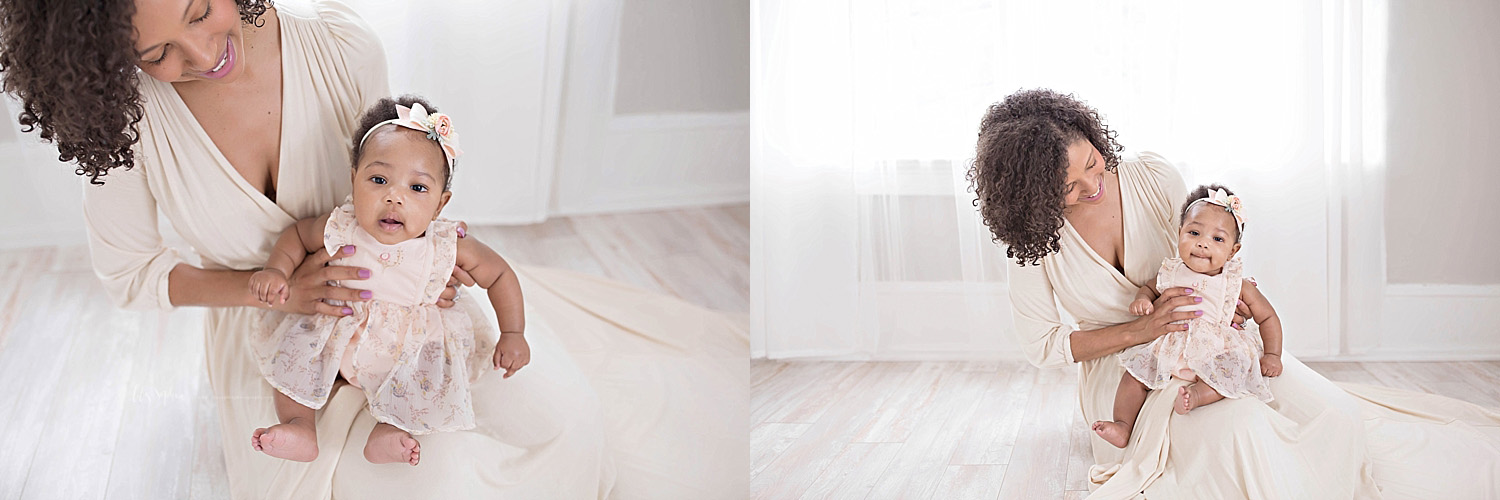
top-left (1177, 203), bottom-right (1241, 275)
top-left (350, 127), bottom-right (452, 245)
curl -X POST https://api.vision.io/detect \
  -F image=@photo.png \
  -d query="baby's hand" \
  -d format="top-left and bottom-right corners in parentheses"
top-left (249, 269), bottom-right (289, 305)
top-left (493, 332), bottom-right (531, 379)
top-left (1129, 297), bottom-right (1154, 316)
top-left (1260, 354), bottom-right (1283, 377)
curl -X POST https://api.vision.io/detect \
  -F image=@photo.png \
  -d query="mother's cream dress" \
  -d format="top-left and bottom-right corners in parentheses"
top-left (1010, 152), bottom-right (1500, 499)
top-left (80, 1), bottom-right (746, 498)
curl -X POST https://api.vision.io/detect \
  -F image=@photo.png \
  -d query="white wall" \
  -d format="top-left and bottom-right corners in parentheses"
top-left (353, 0), bottom-right (570, 225)
top-left (1383, 0), bottom-right (1500, 286)
top-left (1345, 0), bottom-right (1500, 360)
top-left (551, 0), bottom-right (750, 215)
top-left (0, 0), bottom-right (750, 249)
top-left (614, 0), bottom-right (750, 114)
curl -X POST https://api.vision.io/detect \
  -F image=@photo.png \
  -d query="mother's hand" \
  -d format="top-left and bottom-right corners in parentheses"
top-left (271, 245), bottom-right (370, 316)
top-left (1130, 286), bottom-right (1203, 344)
top-left (1230, 279), bottom-right (1258, 329)
top-left (434, 222), bottom-right (475, 308)
top-left (437, 266), bottom-right (477, 308)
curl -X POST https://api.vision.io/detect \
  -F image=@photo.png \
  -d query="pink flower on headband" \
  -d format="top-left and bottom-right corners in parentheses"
top-left (1197, 188), bottom-right (1247, 228)
top-left (359, 102), bottom-right (464, 166)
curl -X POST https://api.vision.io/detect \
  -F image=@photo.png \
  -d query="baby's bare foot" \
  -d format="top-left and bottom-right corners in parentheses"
top-left (364, 423), bottom-right (420, 466)
top-left (251, 418), bottom-right (318, 462)
top-left (1174, 385), bottom-right (1197, 415)
top-left (1092, 420), bottom-right (1132, 448)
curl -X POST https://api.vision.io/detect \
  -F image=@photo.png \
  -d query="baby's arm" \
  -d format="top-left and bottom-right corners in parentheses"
top-left (249, 215), bottom-right (330, 305)
top-left (1239, 280), bottom-right (1284, 377)
top-left (454, 236), bottom-right (529, 378)
top-left (1129, 276), bottom-right (1160, 316)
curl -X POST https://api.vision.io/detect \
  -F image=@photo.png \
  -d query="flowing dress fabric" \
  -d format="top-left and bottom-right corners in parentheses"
top-left (1006, 151), bottom-right (1500, 499)
top-left (80, 1), bottom-right (748, 498)
top-left (1119, 256), bottom-right (1272, 404)
top-left (252, 202), bottom-right (489, 435)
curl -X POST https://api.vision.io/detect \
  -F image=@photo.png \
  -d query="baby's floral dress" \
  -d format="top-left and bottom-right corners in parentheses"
top-left (1118, 256), bottom-right (1273, 403)
top-left (252, 199), bottom-right (495, 434)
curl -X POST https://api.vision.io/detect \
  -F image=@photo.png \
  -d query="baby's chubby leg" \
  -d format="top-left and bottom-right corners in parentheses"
top-left (364, 422), bottom-right (421, 466)
top-left (1093, 372), bottom-right (1150, 448)
top-left (251, 391), bottom-right (320, 462)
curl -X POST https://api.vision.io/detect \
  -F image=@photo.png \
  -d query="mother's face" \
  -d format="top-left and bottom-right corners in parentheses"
top-left (1062, 136), bottom-right (1110, 205)
top-left (1060, 138), bottom-right (1108, 208)
top-left (130, 0), bottom-right (248, 84)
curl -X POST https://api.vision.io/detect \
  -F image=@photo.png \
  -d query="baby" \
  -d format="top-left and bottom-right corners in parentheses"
top-left (246, 95), bottom-right (530, 466)
top-left (1092, 184), bottom-right (1284, 448)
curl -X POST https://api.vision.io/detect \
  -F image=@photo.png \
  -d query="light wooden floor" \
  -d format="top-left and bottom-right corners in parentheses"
top-left (750, 358), bottom-right (1500, 500)
top-left (0, 204), bottom-right (747, 500)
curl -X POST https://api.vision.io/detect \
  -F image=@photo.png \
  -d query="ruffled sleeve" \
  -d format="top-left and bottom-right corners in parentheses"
top-left (312, 0), bottom-right (392, 125)
top-left (81, 161), bottom-right (184, 310)
top-left (421, 219), bottom-right (461, 303)
top-left (1008, 259), bottom-right (1076, 369)
top-left (1154, 257), bottom-right (1182, 294)
top-left (1131, 151), bottom-right (1190, 229)
top-left (322, 198), bottom-right (359, 256)
top-left (1222, 256), bottom-right (1246, 318)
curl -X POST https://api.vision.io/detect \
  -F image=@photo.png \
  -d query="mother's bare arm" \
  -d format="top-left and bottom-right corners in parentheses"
top-left (1068, 287), bottom-right (1204, 362)
top-left (167, 220), bottom-right (369, 317)
top-left (167, 251), bottom-right (369, 316)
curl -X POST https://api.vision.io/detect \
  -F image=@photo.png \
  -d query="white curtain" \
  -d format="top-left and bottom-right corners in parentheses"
top-left (752, 0), bottom-right (1386, 359)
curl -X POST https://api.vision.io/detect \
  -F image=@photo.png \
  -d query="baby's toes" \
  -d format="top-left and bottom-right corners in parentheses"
top-left (404, 437), bottom-right (421, 465)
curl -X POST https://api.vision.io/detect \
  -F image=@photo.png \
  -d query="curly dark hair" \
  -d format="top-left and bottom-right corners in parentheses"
top-left (1181, 184), bottom-right (1243, 243)
top-left (967, 89), bottom-right (1125, 266)
top-left (0, 0), bottom-right (270, 185)
top-left (350, 94), bottom-right (454, 192)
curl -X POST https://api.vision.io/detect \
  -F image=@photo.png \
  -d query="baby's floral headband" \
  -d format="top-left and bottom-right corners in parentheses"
top-left (358, 102), bottom-right (464, 166)
top-left (1190, 188), bottom-right (1247, 231)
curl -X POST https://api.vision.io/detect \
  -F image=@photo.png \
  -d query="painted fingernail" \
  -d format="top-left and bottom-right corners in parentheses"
top-left (457, 227), bottom-right (467, 238)
top-left (1194, 297), bottom-right (1202, 303)
top-left (344, 246), bottom-right (356, 254)
top-left (358, 269), bottom-right (371, 279)
top-left (360, 290), bottom-right (372, 299)
top-left (1195, 310), bottom-right (1204, 315)
top-left (341, 307), bottom-right (352, 315)
top-left (1184, 288), bottom-right (1193, 293)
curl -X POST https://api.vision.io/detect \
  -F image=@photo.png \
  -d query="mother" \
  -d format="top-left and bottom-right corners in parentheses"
top-left (969, 88), bottom-right (1500, 498)
top-left (0, 0), bottom-right (712, 498)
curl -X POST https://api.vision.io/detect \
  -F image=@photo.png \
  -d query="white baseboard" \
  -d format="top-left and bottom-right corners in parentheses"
top-left (551, 183), bottom-right (748, 217)
top-left (758, 348), bottom-right (1024, 361)
top-left (552, 111), bottom-right (749, 216)
top-left (0, 227), bottom-right (87, 251)
top-left (1384, 283), bottom-right (1500, 298)
top-left (1345, 283), bottom-right (1500, 360)
top-left (608, 112), bottom-right (748, 131)
top-left (1300, 352), bottom-right (1500, 362)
